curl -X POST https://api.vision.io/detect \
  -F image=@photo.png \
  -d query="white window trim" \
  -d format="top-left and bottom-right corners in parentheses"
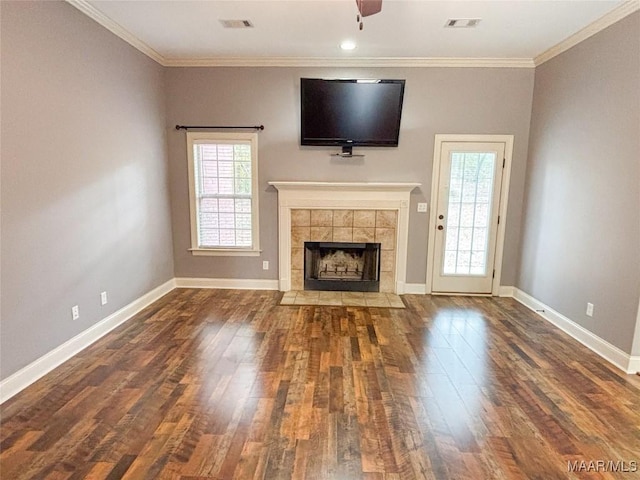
top-left (186, 131), bottom-right (260, 256)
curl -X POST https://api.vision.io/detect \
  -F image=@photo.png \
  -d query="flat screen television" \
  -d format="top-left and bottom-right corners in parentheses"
top-left (300, 78), bottom-right (406, 155)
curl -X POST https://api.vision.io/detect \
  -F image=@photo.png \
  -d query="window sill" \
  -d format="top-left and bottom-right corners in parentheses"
top-left (189, 248), bottom-right (262, 257)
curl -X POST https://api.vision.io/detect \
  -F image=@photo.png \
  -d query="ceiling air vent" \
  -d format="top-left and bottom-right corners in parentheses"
top-left (445, 18), bottom-right (481, 28)
top-left (219, 19), bottom-right (254, 29)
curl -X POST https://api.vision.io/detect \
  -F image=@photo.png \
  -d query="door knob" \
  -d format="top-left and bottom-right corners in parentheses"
top-left (437, 225), bottom-right (444, 230)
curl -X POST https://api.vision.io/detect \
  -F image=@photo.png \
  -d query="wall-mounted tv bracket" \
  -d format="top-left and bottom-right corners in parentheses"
top-left (329, 145), bottom-right (364, 158)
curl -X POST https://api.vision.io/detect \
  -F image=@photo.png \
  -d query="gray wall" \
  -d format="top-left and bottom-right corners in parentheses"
top-left (518, 12), bottom-right (640, 354)
top-left (0, 1), bottom-right (175, 379)
top-left (165, 67), bottom-right (534, 284)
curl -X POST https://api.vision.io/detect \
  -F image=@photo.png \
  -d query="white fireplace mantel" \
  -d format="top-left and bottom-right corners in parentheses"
top-left (268, 181), bottom-right (420, 193)
top-left (269, 181), bottom-right (420, 293)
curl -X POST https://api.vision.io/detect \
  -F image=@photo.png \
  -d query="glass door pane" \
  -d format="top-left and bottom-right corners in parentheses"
top-left (442, 152), bottom-right (496, 276)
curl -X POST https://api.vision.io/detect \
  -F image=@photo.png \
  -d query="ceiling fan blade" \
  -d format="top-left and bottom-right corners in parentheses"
top-left (356, 0), bottom-right (382, 18)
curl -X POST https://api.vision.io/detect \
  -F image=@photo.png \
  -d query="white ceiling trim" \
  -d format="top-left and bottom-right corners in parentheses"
top-left (67, 0), bottom-right (637, 70)
top-left (67, 0), bottom-right (165, 65)
top-left (162, 57), bottom-right (535, 68)
top-left (534, 0), bottom-right (640, 66)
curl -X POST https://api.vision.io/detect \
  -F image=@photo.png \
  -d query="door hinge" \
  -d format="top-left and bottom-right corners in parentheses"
top-left (492, 269), bottom-right (495, 279)
top-left (503, 158), bottom-right (506, 168)
top-left (497, 215), bottom-right (500, 225)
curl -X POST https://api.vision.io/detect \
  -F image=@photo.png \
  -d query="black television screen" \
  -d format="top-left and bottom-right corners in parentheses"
top-left (300, 78), bottom-right (405, 151)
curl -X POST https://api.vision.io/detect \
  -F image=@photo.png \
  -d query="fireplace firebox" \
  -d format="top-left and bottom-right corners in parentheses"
top-left (304, 242), bottom-right (381, 292)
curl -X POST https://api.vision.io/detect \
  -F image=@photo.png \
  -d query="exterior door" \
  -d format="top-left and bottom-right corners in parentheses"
top-left (431, 141), bottom-right (506, 294)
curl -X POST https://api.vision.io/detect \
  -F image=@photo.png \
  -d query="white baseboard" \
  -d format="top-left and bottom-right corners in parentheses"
top-left (627, 356), bottom-right (640, 374)
top-left (498, 286), bottom-right (515, 297)
top-left (509, 287), bottom-right (637, 374)
top-left (0, 279), bottom-right (176, 404)
top-left (402, 284), bottom-right (513, 296)
top-left (175, 277), bottom-right (279, 290)
top-left (403, 283), bottom-right (427, 294)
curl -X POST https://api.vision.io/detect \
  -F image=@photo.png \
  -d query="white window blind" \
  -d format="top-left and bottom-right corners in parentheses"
top-left (187, 132), bottom-right (259, 255)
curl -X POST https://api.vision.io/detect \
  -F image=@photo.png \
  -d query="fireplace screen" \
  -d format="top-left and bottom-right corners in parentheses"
top-left (304, 242), bottom-right (381, 292)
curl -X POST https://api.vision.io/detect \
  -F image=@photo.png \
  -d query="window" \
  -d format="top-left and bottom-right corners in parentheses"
top-left (186, 132), bottom-right (260, 256)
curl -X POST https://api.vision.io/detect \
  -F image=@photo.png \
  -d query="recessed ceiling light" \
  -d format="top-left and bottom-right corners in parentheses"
top-left (340, 40), bottom-right (357, 51)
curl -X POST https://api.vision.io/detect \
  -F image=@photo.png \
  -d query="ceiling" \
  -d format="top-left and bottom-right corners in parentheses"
top-left (70, 0), bottom-right (638, 67)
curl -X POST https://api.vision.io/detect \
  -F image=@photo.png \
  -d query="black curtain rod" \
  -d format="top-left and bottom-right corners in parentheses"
top-left (175, 124), bottom-right (264, 131)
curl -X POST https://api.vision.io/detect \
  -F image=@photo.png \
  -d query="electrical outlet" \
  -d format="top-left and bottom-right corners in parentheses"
top-left (72, 305), bottom-right (79, 320)
top-left (586, 302), bottom-right (594, 317)
top-left (101, 291), bottom-right (108, 306)
top-left (417, 202), bottom-right (428, 213)
top-left (262, 261), bottom-right (269, 270)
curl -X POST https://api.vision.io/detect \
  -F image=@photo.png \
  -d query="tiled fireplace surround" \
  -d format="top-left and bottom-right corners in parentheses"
top-left (292, 208), bottom-right (396, 292)
top-left (269, 182), bottom-right (420, 294)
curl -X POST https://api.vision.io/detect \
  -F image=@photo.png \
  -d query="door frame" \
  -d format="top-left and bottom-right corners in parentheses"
top-left (426, 134), bottom-right (514, 296)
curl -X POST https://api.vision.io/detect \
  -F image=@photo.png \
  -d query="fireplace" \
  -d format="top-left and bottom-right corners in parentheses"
top-left (304, 242), bottom-right (380, 291)
top-left (268, 182), bottom-right (420, 294)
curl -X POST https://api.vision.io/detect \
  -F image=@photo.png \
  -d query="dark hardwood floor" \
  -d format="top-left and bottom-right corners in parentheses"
top-left (1, 289), bottom-right (639, 479)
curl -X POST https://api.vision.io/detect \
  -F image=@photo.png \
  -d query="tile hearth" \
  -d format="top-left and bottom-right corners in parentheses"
top-left (280, 291), bottom-right (405, 308)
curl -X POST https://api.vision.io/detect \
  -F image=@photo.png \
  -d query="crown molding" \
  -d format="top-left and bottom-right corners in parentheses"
top-left (67, 0), bottom-right (636, 70)
top-left (534, 0), bottom-right (640, 66)
top-left (66, 0), bottom-right (166, 65)
top-left (163, 56), bottom-right (535, 68)
top-left (64, 0), bottom-right (533, 69)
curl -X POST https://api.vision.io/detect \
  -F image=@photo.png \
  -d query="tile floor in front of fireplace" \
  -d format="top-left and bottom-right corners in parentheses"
top-left (280, 290), bottom-right (405, 308)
